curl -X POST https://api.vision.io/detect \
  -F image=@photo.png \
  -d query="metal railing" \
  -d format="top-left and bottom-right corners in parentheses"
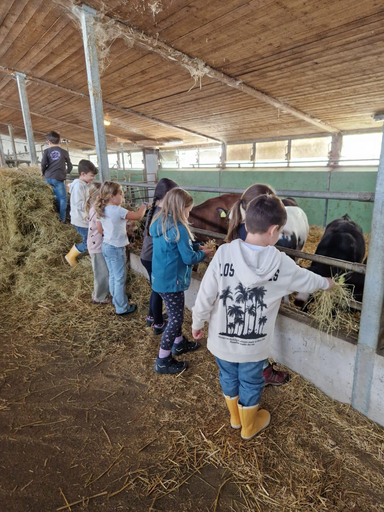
top-left (122, 182), bottom-right (368, 313)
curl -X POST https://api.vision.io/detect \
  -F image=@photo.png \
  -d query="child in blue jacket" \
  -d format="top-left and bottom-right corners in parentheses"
top-left (150, 187), bottom-right (214, 374)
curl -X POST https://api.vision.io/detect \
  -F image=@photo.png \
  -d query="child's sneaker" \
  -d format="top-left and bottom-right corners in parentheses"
top-left (154, 355), bottom-right (188, 374)
top-left (91, 297), bottom-right (111, 304)
top-left (263, 363), bottom-right (289, 386)
top-left (171, 337), bottom-right (200, 356)
top-left (146, 314), bottom-right (168, 327)
top-left (153, 322), bottom-right (167, 335)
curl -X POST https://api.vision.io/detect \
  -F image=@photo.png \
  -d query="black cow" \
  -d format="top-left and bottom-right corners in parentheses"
top-left (296, 214), bottom-right (366, 304)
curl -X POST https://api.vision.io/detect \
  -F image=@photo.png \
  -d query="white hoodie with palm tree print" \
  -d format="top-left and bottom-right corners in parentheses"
top-left (192, 239), bottom-right (329, 363)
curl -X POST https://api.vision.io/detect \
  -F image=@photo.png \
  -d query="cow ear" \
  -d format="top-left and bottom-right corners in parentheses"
top-left (217, 208), bottom-right (227, 218)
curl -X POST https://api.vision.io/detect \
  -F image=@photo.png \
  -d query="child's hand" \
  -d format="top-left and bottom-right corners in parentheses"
top-left (192, 328), bottom-right (203, 339)
top-left (325, 278), bottom-right (335, 290)
top-left (201, 245), bottom-right (215, 258)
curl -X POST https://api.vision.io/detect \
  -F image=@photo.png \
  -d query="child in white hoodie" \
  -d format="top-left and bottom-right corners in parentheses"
top-left (65, 160), bottom-right (97, 267)
top-left (192, 195), bottom-right (334, 440)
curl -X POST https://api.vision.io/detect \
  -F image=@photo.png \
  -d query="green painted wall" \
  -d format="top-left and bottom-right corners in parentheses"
top-left (158, 167), bottom-right (377, 233)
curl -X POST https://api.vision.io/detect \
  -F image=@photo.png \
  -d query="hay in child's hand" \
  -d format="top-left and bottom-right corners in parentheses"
top-left (307, 275), bottom-right (356, 334)
top-left (205, 238), bottom-right (217, 254)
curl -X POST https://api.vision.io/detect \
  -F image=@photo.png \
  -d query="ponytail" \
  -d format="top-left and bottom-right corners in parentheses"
top-left (226, 199), bottom-right (244, 242)
top-left (144, 197), bottom-right (158, 236)
top-left (144, 177), bottom-right (178, 237)
top-left (94, 181), bottom-right (122, 219)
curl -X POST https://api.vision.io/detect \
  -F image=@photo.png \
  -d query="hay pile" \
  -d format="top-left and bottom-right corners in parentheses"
top-left (0, 167), bottom-right (149, 356)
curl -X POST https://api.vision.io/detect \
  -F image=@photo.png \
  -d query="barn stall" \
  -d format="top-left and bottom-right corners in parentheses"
top-left (0, 1), bottom-right (384, 510)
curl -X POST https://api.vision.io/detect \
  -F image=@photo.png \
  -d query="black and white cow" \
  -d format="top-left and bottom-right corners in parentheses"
top-left (277, 206), bottom-right (309, 251)
top-left (296, 214), bottom-right (366, 304)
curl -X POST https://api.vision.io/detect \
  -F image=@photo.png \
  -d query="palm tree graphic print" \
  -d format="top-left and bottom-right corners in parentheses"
top-left (219, 283), bottom-right (268, 339)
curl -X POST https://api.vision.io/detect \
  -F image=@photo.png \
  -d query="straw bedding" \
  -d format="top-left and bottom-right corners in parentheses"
top-left (0, 168), bottom-right (383, 511)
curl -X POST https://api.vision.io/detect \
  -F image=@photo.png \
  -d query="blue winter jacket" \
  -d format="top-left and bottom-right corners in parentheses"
top-left (150, 215), bottom-right (206, 293)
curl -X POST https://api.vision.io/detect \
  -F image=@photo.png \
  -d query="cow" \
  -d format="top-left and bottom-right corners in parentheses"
top-left (189, 193), bottom-right (241, 241)
top-left (295, 214), bottom-right (366, 305)
top-left (277, 206), bottom-right (309, 251)
top-left (189, 193), bottom-right (305, 245)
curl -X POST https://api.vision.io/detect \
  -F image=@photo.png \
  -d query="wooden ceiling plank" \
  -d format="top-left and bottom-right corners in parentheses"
top-left (0, 65), bottom-right (220, 143)
top-left (8, 13), bottom-right (74, 74)
top-left (75, 7), bottom-right (340, 133)
top-left (0, 0), bottom-right (46, 57)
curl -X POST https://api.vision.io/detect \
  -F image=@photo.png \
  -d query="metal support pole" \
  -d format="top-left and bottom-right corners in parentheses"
top-left (14, 73), bottom-right (37, 165)
top-left (324, 133), bottom-right (342, 226)
top-left (221, 143), bottom-right (226, 169)
top-left (286, 139), bottom-right (292, 167)
top-left (0, 136), bottom-right (6, 167)
top-left (77, 4), bottom-right (110, 181)
top-left (8, 125), bottom-right (18, 166)
top-left (323, 170), bottom-right (332, 227)
top-left (351, 125), bottom-right (384, 415)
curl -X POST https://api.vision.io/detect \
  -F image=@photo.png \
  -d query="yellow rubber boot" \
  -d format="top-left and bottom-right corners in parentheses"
top-left (238, 404), bottom-right (270, 440)
top-left (65, 245), bottom-right (81, 267)
top-left (224, 395), bottom-right (241, 429)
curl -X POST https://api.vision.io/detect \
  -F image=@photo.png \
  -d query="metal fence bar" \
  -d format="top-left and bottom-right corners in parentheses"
top-left (352, 125), bottom-right (384, 415)
top-left (275, 246), bottom-right (366, 274)
top-left (191, 227), bottom-right (366, 274)
top-left (120, 182), bottom-right (374, 202)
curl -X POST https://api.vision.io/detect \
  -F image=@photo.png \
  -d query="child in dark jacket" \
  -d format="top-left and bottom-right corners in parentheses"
top-left (41, 131), bottom-right (72, 222)
top-left (140, 178), bottom-right (178, 334)
top-left (150, 188), bottom-right (214, 374)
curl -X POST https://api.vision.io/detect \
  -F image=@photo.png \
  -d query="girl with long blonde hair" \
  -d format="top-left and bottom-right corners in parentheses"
top-left (95, 181), bottom-right (148, 315)
top-left (150, 187), bottom-right (214, 374)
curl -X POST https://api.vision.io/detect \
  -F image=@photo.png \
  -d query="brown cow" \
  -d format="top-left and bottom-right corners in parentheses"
top-left (189, 193), bottom-right (301, 241)
top-left (189, 193), bottom-right (240, 240)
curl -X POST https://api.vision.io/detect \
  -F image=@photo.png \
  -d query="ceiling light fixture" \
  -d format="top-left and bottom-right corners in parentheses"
top-left (103, 119), bottom-right (111, 126)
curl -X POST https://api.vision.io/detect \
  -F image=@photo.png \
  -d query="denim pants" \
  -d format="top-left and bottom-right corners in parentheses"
top-left (215, 357), bottom-right (266, 407)
top-left (102, 243), bottom-right (128, 314)
top-left (45, 178), bottom-right (67, 222)
top-left (74, 226), bottom-right (89, 253)
top-left (140, 258), bottom-right (163, 325)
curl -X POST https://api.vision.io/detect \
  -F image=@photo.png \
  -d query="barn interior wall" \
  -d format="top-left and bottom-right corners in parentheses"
top-left (158, 167), bottom-right (377, 232)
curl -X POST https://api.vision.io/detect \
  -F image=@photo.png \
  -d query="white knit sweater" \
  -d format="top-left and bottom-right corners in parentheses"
top-left (192, 239), bottom-right (329, 363)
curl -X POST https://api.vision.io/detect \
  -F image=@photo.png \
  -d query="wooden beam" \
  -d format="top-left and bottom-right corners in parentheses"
top-left (0, 103), bottom-right (117, 142)
top-left (81, 6), bottom-right (341, 134)
top-left (0, 65), bottom-right (221, 144)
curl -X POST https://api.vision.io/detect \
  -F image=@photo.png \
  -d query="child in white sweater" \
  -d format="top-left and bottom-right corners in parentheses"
top-left (192, 195), bottom-right (334, 440)
top-left (65, 160), bottom-right (97, 267)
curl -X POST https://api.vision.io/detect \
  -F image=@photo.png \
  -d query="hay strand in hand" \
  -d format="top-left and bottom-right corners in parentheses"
top-left (307, 275), bottom-right (356, 334)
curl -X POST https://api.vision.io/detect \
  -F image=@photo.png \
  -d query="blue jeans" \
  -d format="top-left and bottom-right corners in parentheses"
top-left (74, 226), bottom-right (89, 253)
top-left (215, 357), bottom-right (266, 407)
top-left (45, 178), bottom-right (67, 222)
top-left (102, 243), bottom-right (128, 314)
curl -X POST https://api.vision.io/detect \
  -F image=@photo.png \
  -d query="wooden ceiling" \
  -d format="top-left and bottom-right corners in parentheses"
top-left (1, 0), bottom-right (384, 151)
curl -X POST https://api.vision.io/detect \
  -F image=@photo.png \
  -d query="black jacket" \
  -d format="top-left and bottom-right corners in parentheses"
top-left (41, 146), bottom-right (72, 181)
